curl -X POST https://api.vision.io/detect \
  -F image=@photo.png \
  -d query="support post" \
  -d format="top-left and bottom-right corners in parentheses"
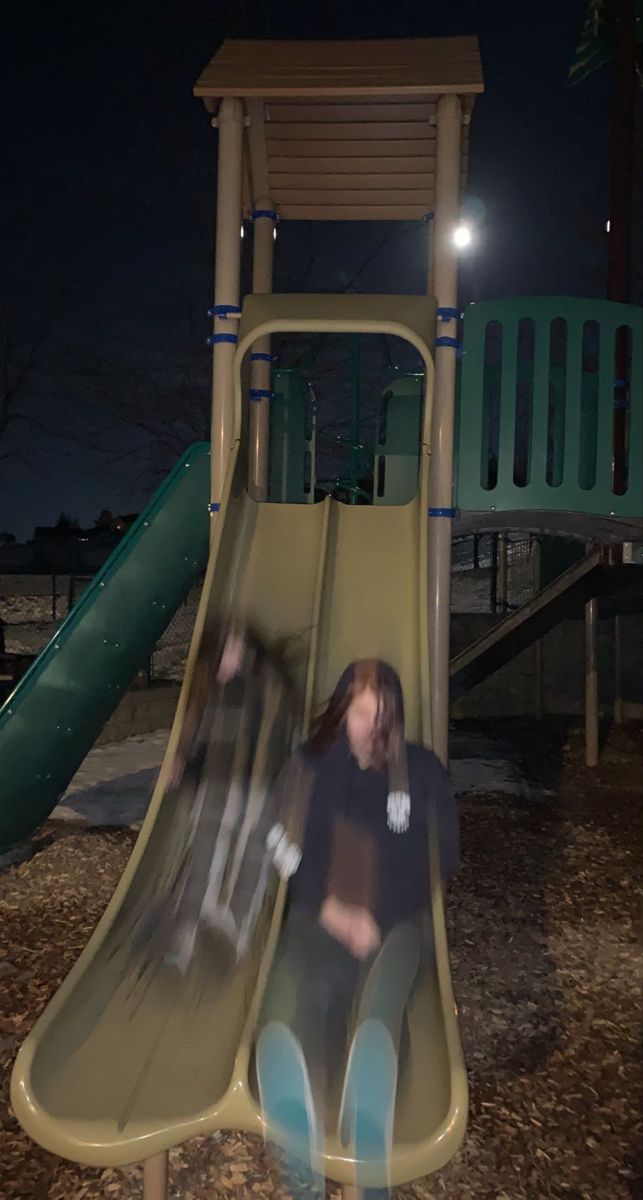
top-left (143, 1150), bottom-right (168, 1200)
top-left (248, 198), bottom-right (276, 500)
top-left (614, 614), bottom-right (623, 724)
top-left (490, 534), bottom-right (498, 613)
top-left (535, 637), bottom-right (545, 721)
top-left (210, 97), bottom-right (244, 527)
top-left (497, 534), bottom-right (508, 613)
top-left (532, 537), bottom-right (544, 720)
top-left (427, 93), bottom-right (462, 765)
top-left (585, 597), bottom-right (599, 767)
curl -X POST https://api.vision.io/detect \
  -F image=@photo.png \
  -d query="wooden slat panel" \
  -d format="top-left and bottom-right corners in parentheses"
top-left (270, 172), bottom-right (435, 191)
top-left (277, 204), bottom-right (429, 220)
top-left (200, 81), bottom-right (479, 99)
top-left (269, 155), bottom-right (436, 175)
top-left (276, 189), bottom-right (431, 205)
top-left (266, 121), bottom-right (435, 141)
top-left (267, 138), bottom-right (436, 158)
top-left (194, 37), bottom-right (484, 97)
top-left (266, 102), bottom-right (436, 123)
top-left (271, 94), bottom-right (426, 105)
top-left (207, 38), bottom-right (478, 65)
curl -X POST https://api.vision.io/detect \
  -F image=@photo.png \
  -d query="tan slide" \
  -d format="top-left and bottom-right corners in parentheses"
top-left (11, 297), bottom-right (467, 1188)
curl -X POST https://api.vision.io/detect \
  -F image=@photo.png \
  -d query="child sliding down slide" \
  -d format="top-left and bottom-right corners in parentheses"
top-left (120, 618), bottom-right (302, 979)
top-left (256, 659), bottom-right (460, 1194)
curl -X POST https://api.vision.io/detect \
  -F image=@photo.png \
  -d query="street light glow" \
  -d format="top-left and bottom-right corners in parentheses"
top-left (453, 223), bottom-right (473, 250)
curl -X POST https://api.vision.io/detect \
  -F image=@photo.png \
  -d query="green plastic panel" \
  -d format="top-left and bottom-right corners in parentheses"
top-left (374, 375), bottom-right (423, 505)
top-left (269, 370), bottom-right (315, 503)
top-left (456, 298), bottom-right (643, 519)
top-left (0, 444), bottom-right (211, 849)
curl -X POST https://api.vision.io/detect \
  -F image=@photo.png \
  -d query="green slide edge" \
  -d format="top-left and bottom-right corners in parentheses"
top-left (0, 443), bottom-right (211, 849)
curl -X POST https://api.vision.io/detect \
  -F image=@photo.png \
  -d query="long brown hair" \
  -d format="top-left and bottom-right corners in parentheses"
top-left (308, 659), bottom-right (404, 770)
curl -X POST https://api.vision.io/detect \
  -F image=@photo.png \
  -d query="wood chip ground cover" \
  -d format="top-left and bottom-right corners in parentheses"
top-left (1, 720), bottom-right (641, 1199)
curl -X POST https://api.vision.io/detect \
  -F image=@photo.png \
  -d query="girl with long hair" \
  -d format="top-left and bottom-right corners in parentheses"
top-left (257, 658), bottom-right (460, 1191)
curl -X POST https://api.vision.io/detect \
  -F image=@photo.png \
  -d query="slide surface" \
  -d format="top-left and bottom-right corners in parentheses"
top-left (11, 297), bottom-right (467, 1186)
top-left (0, 444), bottom-right (210, 848)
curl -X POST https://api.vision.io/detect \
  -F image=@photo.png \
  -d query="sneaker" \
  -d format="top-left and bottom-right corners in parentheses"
top-left (256, 1021), bottom-right (323, 1190)
top-left (338, 1018), bottom-right (397, 1192)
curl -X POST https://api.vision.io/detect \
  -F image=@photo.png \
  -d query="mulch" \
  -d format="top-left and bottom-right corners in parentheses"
top-left (1, 719), bottom-right (641, 1200)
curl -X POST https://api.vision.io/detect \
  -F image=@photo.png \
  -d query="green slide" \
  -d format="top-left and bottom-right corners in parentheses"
top-left (0, 444), bottom-right (211, 850)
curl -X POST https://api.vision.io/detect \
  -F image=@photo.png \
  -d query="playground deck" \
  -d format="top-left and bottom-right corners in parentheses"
top-left (2, 719), bottom-right (641, 1200)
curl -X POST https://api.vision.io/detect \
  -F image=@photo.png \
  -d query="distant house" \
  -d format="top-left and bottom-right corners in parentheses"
top-left (109, 513), bottom-right (137, 537)
top-left (30, 529), bottom-right (84, 573)
top-left (33, 525), bottom-right (78, 545)
top-left (0, 509), bottom-right (144, 577)
top-left (0, 543), bottom-right (35, 571)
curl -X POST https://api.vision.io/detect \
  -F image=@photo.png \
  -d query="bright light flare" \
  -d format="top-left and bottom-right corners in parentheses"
top-left (453, 223), bottom-right (473, 250)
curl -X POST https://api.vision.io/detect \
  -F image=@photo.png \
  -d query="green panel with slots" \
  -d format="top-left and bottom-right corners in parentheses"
top-left (455, 297), bottom-right (643, 518)
top-left (374, 376), bottom-right (423, 505)
top-left (269, 370), bottom-right (315, 503)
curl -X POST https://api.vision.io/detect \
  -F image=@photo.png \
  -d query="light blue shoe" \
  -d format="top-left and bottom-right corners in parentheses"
top-left (256, 1021), bottom-right (323, 1194)
top-left (338, 1018), bottom-right (397, 1193)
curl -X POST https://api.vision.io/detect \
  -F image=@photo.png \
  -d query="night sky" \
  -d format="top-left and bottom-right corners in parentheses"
top-left (2, 0), bottom-right (641, 540)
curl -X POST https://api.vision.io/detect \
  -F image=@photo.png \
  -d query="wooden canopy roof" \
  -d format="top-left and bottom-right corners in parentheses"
top-left (194, 39), bottom-right (483, 221)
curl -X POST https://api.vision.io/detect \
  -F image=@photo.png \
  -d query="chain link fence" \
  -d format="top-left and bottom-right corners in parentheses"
top-left (451, 534), bottom-right (541, 613)
top-left (0, 570), bottom-right (204, 684)
top-left (151, 583), bottom-right (202, 682)
top-left (2, 539), bottom-right (542, 688)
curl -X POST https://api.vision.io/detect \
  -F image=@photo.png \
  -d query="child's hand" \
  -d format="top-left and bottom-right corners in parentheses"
top-left (167, 753), bottom-right (185, 790)
top-left (217, 631), bottom-right (246, 683)
top-left (319, 896), bottom-right (381, 960)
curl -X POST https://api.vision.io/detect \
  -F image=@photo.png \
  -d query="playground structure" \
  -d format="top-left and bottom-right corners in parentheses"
top-left (5, 33), bottom-right (641, 1200)
top-left (269, 294), bottom-right (643, 749)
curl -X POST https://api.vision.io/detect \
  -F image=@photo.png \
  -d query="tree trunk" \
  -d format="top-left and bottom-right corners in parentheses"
top-left (608, 0), bottom-right (637, 493)
top-left (607, 0), bottom-right (637, 302)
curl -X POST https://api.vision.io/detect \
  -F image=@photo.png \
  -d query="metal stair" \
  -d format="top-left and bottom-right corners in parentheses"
top-left (450, 547), bottom-right (642, 700)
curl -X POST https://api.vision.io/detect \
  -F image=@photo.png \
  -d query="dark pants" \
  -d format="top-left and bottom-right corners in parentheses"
top-left (260, 905), bottom-right (421, 1114)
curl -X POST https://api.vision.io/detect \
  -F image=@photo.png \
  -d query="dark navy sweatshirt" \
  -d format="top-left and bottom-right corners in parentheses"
top-left (288, 740), bottom-right (459, 935)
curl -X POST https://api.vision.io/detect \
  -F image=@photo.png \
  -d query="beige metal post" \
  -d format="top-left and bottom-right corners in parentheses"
top-left (427, 93), bottom-right (462, 764)
top-left (497, 534), bottom-right (508, 612)
top-left (613, 614), bottom-right (623, 723)
top-left (585, 596), bottom-right (599, 767)
top-left (531, 538), bottom-right (544, 719)
top-left (210, 97), bottom-right (244, 525)
top-left (248, 198), bottom-right (276, 500)
top-left (426, 211), bottom-right (436, 295)
top-left (143, 1150), bottom-right (168, 1200)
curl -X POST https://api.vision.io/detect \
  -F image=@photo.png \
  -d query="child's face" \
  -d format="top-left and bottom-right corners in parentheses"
top-left (345, 686), bottom-right (379, 761)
